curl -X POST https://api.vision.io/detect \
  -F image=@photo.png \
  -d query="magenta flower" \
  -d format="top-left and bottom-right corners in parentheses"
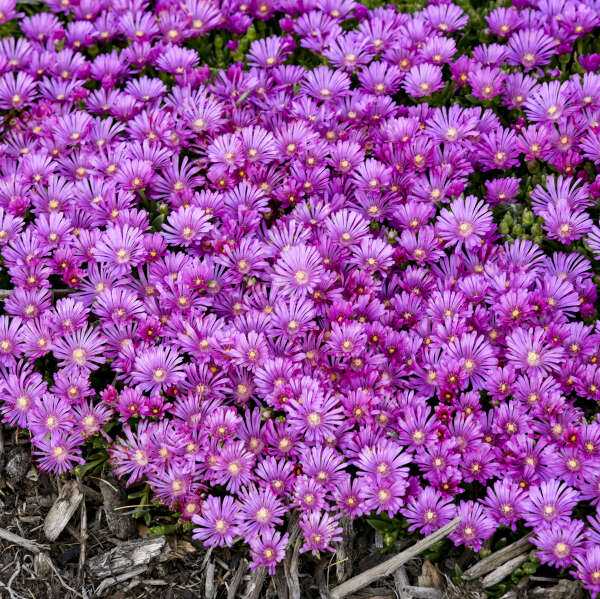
top-left (192, 495), bottom-right (241, 548)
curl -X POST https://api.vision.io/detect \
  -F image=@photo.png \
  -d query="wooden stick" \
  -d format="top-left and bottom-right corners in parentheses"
top-left (0, 527), bottom-right (47, 554)
top-left (403, 587), bottom-right (442, 599)
top-left (329, 517), bottom-right (461, 599)
top-left (481, 554), bottom-right (529, 588)
top-left (204, 561), bottom-right (216, 599)
top-left (462, 536), bottom-right (531, 581)
top-left (243, 567), bottom-right (266, 599)
top-left (227, 559), bottom-right (248, 599)
top-left (393, 566), bottom-right (411, 599)
top-left (78, 479), bottom-right (88, 583)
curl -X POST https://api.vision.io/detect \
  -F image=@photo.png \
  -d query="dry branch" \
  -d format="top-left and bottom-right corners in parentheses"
top-left (243, 567), bottom-right (266, 599)
top-left (462, 536), bottom-right (531, 581)
top-left (403, 588), bottom-right (442, 599)
top-left (329, 517), bottom-right (461, 599)
top-left (0, 527), bottom-right (47, 554)
top-left (481, 554), bottom-right (529, 588)
top-left (393, 566), bottom-right (411, 599)
top-left (95, 566), bottom-right (147, 596)
top-left (227, 559), bottom-right (248, 599)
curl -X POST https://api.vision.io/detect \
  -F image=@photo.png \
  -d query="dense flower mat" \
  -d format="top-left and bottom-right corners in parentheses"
top-left (2, 0), bottom-right (600, 591)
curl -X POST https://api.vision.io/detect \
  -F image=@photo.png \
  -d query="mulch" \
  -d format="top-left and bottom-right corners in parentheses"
top-left (0, 425), bottom-right (587, 599)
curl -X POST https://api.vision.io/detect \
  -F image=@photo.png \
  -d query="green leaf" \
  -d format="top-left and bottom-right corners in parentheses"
top-left (148, 524), bottom-right (177, 536)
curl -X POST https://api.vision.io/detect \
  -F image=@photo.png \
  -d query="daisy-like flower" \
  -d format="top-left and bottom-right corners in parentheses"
top-left (299, 511), bottom-right (343, 556)
top-left (32, 432), bottom-right (85, 475)
top-left (0, 365), bottom-right (46, 428)
top-left (216, 440), bottom-right (256, 493)
top-left (238, 485), bottom-right (286, 536)
top-left (437, 196), bottom-right (494, 250)
top-left (0, 71), bottom-right (37, 110)
top-left (285, 386), bottom-right (344, 444)
top-left (522, 480), bottom-right (579, 529)
top-left (162, 206), bottom-right (212, 247)
top-left (249, 531), bottom-right (289, 574)
top-left (192, 495), bottom-right (240, 548)
top-left (403, 487), bottom-right (456, 535)
top-left (402, 63), bottom-right (444, 98)
top-left (575, 546), bottom-right (600, 596)
top-left (506, 29), bottom-right (556, 71)
top-left (272, 244), bottom-right (325, 296)
top-left (505, 327), bottom-right (565, 375)
top-left (302, 66), bottom-right (350, 102)
top-left (326, 321), bottom-right (367, 357)
top-left (0, 315), bottom-right (23, 367)
top-left (524, 81), bottom-right (573, 124)
top-left (325, 209), bottom-right (369, 247)
top-left (28, 395), bottom-right (73, 440)
top-left (539, 203), bottom-right (593, 245)
top-left (132, 346), bottom-right (184, 394)
top-left (94, 224), bottom-right (146, 276)
top-left (531, 520), bottom-right (585, 568)
top-left (450, 500), bottom-right (495, 552)
top-left (51, 326), bottom-right (106, 373)
top-left (482, 479), bottom-right (527, 531)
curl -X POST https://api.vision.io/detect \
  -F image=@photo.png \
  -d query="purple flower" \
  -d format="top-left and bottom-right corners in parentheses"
top-left (249, 531), bottom-right (289, 574)
top-left (192, 495), bottom-right (241, 548)
top-left (299, 511), bottom-right (343, 556)
top-left (531, 520), bottom-right (585, 568)
top-left (450, 500), bottom-right (496, 552)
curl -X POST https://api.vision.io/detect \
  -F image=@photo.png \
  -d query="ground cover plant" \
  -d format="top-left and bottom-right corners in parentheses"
top-left (2, 0), bottom-right (600, 595)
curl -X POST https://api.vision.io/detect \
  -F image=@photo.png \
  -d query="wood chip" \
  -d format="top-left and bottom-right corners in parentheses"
top-left (86, 536), bottom-right (168, 579)
top-left (417, 560), bottom-right (443, 590)
top-left (99, 475), bottom-right (136, 540)
top-left (44, 479), bottom-right (84, 541)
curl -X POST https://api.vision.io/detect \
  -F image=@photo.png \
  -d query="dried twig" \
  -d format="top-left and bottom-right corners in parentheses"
top-left (402, 587), bottom-right (442, 599)
top-left (0, 527), bottom-right (47, 554)
top-left (204, 561), bottom-right (216, 599)
top-left (462, 536), bottom-right (531, 581)
top-left (48, 555), bottom-right (85, 598)
top-left (227, 558), bottom-right (248, 599)
top-left (95, 566), bottom-right (147, 596)
top-left (393, 566), bottom-right (411, 599)
top-left (78, 478), bottom-right (88, 583)
top-left (283, 512), bottom-right (302, 599)
top-left (481, 554), bottom-right (529, 589)
top-left (243, 567), bottom-right (266, 599)
top-left (329, 517), bottom-right (461, 599)
top-left (1, 561), bottom-right (22, 599)
top-left (334, 517), bottom-right (354, 584)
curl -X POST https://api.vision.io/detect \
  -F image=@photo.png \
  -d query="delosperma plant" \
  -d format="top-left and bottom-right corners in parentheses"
top-left (3, 0), bottom-right (600, 592)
